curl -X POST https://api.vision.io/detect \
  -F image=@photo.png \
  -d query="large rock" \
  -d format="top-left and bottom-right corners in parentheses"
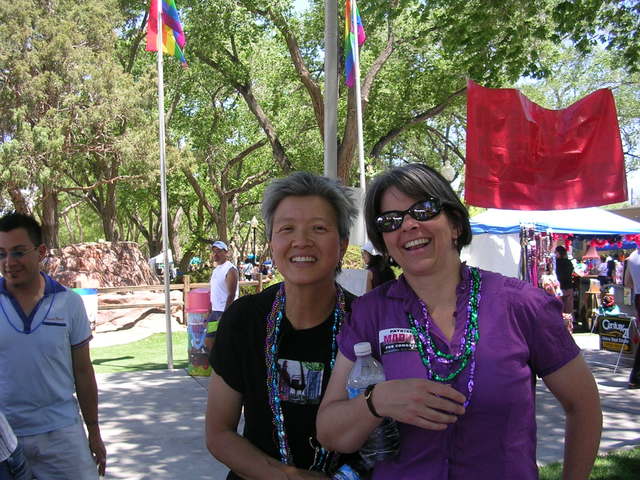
top-left (42, 242), bottom-right (185, 330)
top-left (44, 241), bottom-right (160, 288)
top-left (96, 290), bottom-right (184, 332)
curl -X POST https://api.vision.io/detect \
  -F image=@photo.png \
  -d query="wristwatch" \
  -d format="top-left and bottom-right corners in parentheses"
top-left (364, 384), bottom-right (382, 418)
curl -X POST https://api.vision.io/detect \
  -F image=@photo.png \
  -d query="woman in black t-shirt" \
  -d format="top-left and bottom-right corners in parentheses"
top-left (205, 172), bottom-right (358, 479)
top-left (555, 245), bottom-right (574, 314)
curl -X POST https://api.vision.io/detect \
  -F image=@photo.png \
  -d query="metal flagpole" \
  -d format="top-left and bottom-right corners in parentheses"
top-left (324, 0), bottom-right (338, 179)
top-left (156, 0), bottom-right (174, 369)
top-left (351, 0), bottom-right (366, 197)
top-left (350, 0), bottom-right (367, 244)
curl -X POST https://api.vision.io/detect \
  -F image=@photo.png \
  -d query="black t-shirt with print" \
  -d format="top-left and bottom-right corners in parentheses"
top-left (210, 282), bottom-right (355, 479)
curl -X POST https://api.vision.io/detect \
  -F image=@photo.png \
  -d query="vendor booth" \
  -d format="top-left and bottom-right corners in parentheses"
top-left (461, 207), bottom-right (640, 331)
top-left (463, 207), bottom-right (640, 274)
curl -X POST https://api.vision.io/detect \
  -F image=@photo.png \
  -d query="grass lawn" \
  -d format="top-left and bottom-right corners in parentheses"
top-left (91, 331), bottom-right (189, 373)
top-left (539, 447), bottom-right (640, 480)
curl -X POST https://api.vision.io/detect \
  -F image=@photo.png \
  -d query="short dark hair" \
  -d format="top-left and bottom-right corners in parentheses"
top-left (261, 171), bottom-right (358, 241)
top-left (0, 212), bottom-right (43, 246)
top-left (555, 245), bottom-right (567, 258)
top-left (364, 163), bottom-right (472, 255)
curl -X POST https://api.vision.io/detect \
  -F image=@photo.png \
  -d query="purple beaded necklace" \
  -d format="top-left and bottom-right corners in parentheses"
top-left (407, 267), bottom-right (481, 407)
top-left (264, 282), bottom-right (346, 470)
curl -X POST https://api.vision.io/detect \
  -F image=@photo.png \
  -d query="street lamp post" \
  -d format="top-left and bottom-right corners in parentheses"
top-left (250, 216), bottom-right (259, 260)
top-left (441, 161), bottom-right (456, 182)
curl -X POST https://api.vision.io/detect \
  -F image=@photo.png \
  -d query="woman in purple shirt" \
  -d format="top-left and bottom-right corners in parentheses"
top-left (317, 163), bottom-right (602, 479)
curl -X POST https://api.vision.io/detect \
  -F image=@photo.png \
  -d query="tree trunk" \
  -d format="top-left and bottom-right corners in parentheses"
top-left (40, 184), bottom-right (59, 248)
top-left (97, 179), bottom-right (118, 242)
top-left (7, 185), bottom-right (30, 215)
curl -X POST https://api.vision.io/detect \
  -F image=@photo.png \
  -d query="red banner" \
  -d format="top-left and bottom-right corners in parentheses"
top-left (465, 80), bottom-right (627, 210)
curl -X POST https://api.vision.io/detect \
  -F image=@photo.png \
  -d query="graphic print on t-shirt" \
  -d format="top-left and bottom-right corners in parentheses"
top-left (277, 359), bottom-right (324, 404)
top-left (379, 327), bottom-right (417, 355)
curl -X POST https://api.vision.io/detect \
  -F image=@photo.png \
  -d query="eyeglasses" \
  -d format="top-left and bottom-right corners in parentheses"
top-left (0, 247), bottom-right (38, 260)
top-left (375, 198), bottom-right (442, 233)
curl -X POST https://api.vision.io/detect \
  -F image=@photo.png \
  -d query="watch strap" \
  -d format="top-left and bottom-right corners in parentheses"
top-left (364, 384), bottom-right (382, 418)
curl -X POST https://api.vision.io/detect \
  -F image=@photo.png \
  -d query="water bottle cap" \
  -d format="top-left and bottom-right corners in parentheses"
top-left (354, 342), bottom-right (371, 356)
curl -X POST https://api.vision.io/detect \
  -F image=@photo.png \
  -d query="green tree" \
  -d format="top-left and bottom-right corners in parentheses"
top-left (0, 0), bottom-right (158, 246)
top-left (517, 44), bottom-right (640, 175)
top-left (553, 0), bottom-right (640, 72)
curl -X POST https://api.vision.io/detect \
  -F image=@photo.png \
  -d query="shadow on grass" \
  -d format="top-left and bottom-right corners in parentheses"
top-left (94, 359), bottom-right (189, 373)
top-left (93, 356), bottom-right (134, 365)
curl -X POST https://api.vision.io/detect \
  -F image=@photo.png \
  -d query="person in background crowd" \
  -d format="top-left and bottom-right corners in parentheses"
top-left (606, 256), bottom-right (616, 282)
top-left (614, 253), bottom-right (625, 284)
top-left (361, 241), bottom-right (395, 292)
top-left (0, 212), bottom-right (106, 479)
top-left (541, 265), bottom-right (562, 298)
top-left (555, 245), bottom-right (575, 315)
top-left (260, 262), bottom-right (273, 281)
top-left (624, 246), bottom-right (640, 389)
top-left (242, 256), bottom-right (255, 281)
top-left (205, 241), bottom-right (239, 352)
top-left (317, 163), bottom-right (601, 479)
top-left (205, 171), bottom-right (359, 479)
top-left (597, 255), bottom-right (611, 286)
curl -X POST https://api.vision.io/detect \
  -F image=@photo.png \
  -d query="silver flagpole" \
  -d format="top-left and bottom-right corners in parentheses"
top-left (324, 0), bottom-right (338, 179)
top-left (156, 0), bottom-right (174, 369)
top-left (351, 0), bottom-right (367, 244)
top-left (351, 0), bottom-right (366, 196)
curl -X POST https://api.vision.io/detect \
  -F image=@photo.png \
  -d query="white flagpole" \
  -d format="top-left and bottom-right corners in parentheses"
top-left (351, 0), bottom-right (367, 243)
top-left (156, 0), bottom-right (174, 369)
top-left (324, 0), bottom-right (338, 179)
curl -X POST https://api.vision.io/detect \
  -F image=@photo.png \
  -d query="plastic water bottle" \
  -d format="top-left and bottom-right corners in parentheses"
top-left (346, 341), bottom-right (400, 469)
top-left (332, 463), bottom-right (364, 480)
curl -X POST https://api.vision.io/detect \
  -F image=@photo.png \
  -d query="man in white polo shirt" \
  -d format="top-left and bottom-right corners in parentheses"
top-left (205, 240), bottom-right (239, 352)
top-left (0, 212), bottom-right (106, 479)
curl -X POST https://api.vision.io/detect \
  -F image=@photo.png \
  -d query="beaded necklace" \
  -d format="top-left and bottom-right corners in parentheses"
top-left (407, 267), bottom-right (481, 407)
top-left (265, 282), bottom-right (346, 470)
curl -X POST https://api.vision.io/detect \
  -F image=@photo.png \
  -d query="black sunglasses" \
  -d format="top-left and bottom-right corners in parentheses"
top-left (375, 198), bottom-right (442, 233)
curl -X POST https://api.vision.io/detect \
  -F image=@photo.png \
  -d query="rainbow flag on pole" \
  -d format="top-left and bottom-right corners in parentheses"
top-left (146, 0), bottom-right (187, 66)
top-left (344, 0), bottom-right (366, 87)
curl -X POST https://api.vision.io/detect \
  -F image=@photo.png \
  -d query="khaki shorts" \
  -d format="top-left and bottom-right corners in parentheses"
top-left (20, 419), bottom-right (97, 480)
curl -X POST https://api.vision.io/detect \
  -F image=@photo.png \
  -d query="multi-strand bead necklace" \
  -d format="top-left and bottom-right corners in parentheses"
top-left (264, 283), bottom-right (346, 471)
top-left (407, 267), bottom-right (481, 408)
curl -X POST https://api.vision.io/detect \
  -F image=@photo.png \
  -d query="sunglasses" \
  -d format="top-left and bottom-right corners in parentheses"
top-left (0, 246), bottom-right (38, 260)
top-left (375, 198), bottom-right (442, 233)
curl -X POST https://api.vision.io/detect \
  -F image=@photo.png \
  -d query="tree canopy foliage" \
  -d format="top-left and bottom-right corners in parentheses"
top-left (1, 0), bottom-right (637, 266)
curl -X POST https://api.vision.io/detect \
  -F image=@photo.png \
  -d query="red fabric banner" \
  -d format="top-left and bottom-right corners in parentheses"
top-left (465, 80), bottom-right (627, 210)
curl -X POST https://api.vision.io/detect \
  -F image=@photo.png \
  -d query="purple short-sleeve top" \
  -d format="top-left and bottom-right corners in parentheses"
top-left (337, 265), bottom-right (580, 480)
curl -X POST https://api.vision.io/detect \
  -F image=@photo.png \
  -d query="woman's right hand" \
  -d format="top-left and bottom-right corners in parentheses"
top-left (371, 378), bottom-right (467, 430)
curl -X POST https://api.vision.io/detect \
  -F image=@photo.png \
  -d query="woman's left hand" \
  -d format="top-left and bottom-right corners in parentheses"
top-left (372, 378), bottom-right (466, 430)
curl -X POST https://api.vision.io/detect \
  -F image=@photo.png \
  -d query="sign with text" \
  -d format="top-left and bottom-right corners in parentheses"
top-left (598, 316), bottom-right (637, 354)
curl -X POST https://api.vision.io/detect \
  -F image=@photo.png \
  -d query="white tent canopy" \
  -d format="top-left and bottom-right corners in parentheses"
top-left (470, 207), bottom-right (640, 236)
top-left (462, 208), bottom-right (640, 277)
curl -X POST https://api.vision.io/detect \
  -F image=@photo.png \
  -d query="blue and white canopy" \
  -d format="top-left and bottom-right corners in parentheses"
top-left (470, 207), bottom-right (640, 236)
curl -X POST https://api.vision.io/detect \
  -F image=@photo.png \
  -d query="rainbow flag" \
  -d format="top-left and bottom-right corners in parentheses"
top-left (344, 0), bottom-right (366, 87)
top-left (146, 0), bottom-right (187, 66)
